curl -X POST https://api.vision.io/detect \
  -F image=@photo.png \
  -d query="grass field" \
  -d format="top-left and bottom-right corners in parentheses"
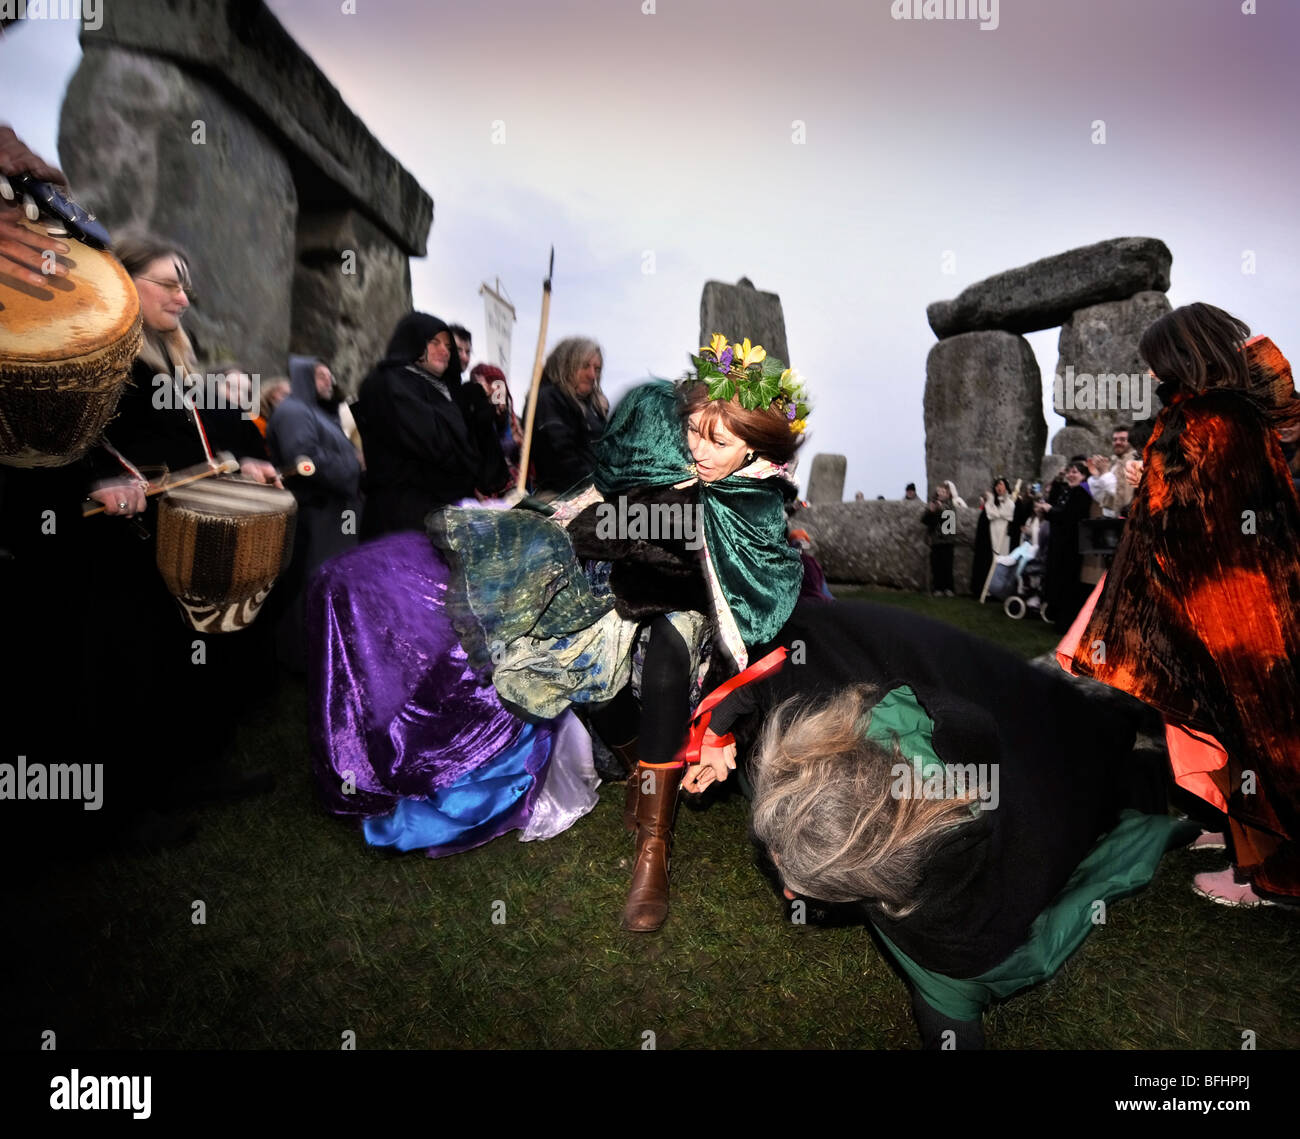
top-left (6, 587), bottom-right (1297, 1051)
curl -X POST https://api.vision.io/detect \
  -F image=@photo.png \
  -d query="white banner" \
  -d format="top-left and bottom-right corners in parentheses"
top-left (479, 281), bottom-right (517, 379)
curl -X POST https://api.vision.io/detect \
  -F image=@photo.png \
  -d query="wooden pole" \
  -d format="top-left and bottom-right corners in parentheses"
top-left (515, 246), bottom-right (554, 495)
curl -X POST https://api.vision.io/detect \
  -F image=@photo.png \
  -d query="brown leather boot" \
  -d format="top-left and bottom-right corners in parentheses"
top-left (610, 738), bottom-right (641, 833)
top-left (621, 763), bottom-right (683, 932)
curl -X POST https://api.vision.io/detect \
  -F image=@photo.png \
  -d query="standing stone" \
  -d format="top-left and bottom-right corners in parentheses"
top-left (806, 454), bottom-right (846, 505)
top-left (699, 278), bottom-right (790, 365)
top-left (1040, 454), bottom-right (1067, 485)
top-left (1049, 290), bottom-right (1171, 457)
top-left (927, 238), bottom-right (1172, 339)
top-left (59, 48), bottom-right (297, 380)
top-left (799, 501), bottom-right (978, 593)
top-left (924, 331), bottom-right (1046, 501)
top-left (291, 210), bottom-right (414, 394)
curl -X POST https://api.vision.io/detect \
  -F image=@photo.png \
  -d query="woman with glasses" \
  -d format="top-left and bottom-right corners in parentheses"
top-left (76, 233), bottom-right (279, 843)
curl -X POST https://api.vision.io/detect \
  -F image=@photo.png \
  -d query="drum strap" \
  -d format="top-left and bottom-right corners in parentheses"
top-left (171, 372), bottom-right (218, 466)
top-left (101, 438), bottom-right (146, 483)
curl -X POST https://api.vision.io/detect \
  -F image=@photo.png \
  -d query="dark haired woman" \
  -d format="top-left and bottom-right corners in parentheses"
top-left (684, 598), bottom-right (1186, 1048)
top-left (529, 337), bottom-right (609, 496)
top-left (311, 337), bottom-right (809, 930)
top-left (969, 476), bottom-right (1014, 596)
top-left (1035, 459), bottom-right (1093, 629)
top-left (353, 312), bottom-right (507, 539)
top-left (1066, 303), bottom-right (1300, 907)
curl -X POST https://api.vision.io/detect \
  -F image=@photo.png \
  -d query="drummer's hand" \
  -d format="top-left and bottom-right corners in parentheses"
top-left (683, 732), bottom-right (736, 792)
top-left (0, 126), bottom-right (69, 186)
top-left (239, 458), bottom-right (282, 487)
top-left (89, 480), bottom-right (147, 517)
top-left (0, 203), bottom-right (70, 285)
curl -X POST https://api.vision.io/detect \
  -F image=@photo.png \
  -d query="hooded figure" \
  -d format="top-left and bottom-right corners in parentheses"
top-left (265, 354), bottom-right (362, 669)
top-left (353, 313), bottom-right (507, 538)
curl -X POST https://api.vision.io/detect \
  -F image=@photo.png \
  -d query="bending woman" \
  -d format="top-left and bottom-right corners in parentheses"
top-left (687, 599), bottom-right (1188, 1048)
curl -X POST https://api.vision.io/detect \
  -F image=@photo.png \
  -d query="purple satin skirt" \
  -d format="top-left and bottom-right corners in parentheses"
top-left (307, 531), bottom-right (554, 854)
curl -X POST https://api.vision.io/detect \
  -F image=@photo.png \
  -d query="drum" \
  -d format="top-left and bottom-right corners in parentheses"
top-left (155, 478), bottom-right (297, 633)
top-left (0, 216), bottom-right (142, 467)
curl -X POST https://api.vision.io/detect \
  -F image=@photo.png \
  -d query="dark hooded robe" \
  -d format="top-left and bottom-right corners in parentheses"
top-left (353, 314), bottom-right (504, 538)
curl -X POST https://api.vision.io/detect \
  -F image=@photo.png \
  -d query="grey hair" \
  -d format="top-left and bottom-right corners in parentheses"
top-left (749, 685), bottom-right (977, 917)
top-left (541, 336), bottom-right (608, 418)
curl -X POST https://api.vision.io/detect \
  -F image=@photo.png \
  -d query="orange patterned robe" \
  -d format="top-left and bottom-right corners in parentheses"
top-left (1068, 340), bottom-right (1300, 898)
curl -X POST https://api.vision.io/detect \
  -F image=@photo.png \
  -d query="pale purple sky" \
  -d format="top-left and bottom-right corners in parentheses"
top-left (3, 0), bottom-right (1298, 497)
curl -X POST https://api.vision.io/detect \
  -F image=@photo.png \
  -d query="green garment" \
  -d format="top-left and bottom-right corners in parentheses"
top-left (857, 685), bottom-right (1196, 1022)
top-left (879, 810), bottom-right (1197, 1022)
top-left (593, 382), bottom-right (802, 650)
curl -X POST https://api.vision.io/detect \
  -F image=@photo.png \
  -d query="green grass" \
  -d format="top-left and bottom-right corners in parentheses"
top-left (5, 590), bottom-right (1297, 1050)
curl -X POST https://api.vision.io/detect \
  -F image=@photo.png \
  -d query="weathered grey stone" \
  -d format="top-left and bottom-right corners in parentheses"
top-left (291, 210), bottom-right (413, 394)
top-left (74, 0), bottom-right (432, 255)
top-left (1051, 291), bottom-right (1171, 439)
top-left (798, 501), bottom-right (978, 593)
top-left (924, 331), bottom-right (1046, 501)
top-left (927, 238), bottom-right (1172, 339)
top-left (60, 47), bottom-right (297, 380)
top-left (806, 453), bottom-right (846, 505)
top-left (1049, 425), bottom-right (1103, 460)
top-left (1040, 453), bottom-right (1067, 484)
top-left (699, 278), bottom-right (790, 365)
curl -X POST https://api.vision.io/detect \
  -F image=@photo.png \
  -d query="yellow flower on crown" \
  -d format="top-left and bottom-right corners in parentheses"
top-left (701, 333), bottom-right (731, 359)
top-left (734, 338), bottom-right (766, 369)
top-left (790, 418), bottom-right (807, 435)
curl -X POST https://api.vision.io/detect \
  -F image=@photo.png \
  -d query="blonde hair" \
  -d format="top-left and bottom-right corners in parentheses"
top-left (541, 336), bottom-right (608, 418)
top-left (749, 685), bottom-right (977, 916)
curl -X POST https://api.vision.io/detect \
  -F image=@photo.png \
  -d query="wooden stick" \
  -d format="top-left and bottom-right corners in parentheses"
top-left (516, 246), bottom-right (554, 495)
top-left (82, 455), bottom-right (240, 517)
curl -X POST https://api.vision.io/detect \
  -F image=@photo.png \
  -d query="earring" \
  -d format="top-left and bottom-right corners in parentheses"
top-left (745, 451), bottom-right (755, 465)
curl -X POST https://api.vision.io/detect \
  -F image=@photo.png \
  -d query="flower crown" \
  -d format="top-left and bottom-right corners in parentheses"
top-left (688, 333), bottom-right (810, 435)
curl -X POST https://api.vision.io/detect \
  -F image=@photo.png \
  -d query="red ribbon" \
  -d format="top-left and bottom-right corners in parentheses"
top-left (676, 645), bottom-right (789, 763)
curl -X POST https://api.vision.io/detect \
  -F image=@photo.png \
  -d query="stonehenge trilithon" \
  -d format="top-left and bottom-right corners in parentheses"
top-left (57, 0), bottom-right (432, 393)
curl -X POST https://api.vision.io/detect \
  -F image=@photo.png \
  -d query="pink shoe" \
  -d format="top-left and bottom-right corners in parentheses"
top-left (1192, 867), bottom-right (1274, 907)
top-left (1189, 830), bottom-right (1226, 852)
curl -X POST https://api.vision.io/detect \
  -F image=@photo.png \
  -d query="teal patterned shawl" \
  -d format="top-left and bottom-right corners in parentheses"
top-left (593, 381), bottom-right (801, 653)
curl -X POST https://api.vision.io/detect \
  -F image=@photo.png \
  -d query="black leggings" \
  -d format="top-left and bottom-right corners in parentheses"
top-left (587, 616), bottom-right (692, 765)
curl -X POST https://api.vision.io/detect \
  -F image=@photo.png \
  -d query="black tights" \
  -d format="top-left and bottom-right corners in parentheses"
top-left (587, 616), bottom-right (692, 764)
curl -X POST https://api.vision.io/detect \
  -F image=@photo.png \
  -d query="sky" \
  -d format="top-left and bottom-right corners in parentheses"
top-left (3, 0), bottom-right (1298, 498)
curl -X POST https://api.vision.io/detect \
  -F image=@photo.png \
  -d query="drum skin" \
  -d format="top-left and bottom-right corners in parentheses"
top-left (156, 479), bottom-right (297, 633)
top-left (0, 218), bottom-right (142, 467)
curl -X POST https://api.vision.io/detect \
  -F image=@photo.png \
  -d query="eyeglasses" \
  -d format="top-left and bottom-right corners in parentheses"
top-left (138, 276), bottom-right (195, 301)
